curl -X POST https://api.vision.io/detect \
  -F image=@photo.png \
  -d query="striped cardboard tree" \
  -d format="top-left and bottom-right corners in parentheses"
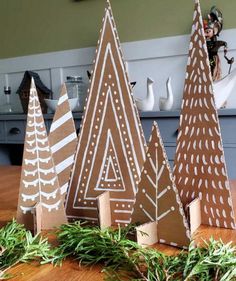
top-left (49, 84), bottom-right (78, 200)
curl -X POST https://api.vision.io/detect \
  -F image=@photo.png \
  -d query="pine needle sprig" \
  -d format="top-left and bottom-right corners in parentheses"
top-left (53, 222), bottom-right (236, 281)
top-left (0, 219), bottom-right (54, 279)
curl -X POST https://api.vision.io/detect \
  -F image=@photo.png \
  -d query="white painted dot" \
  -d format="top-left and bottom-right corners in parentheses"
top-left (144, 170), bottom-right (147, 174)
top-left (116, 204), bottom-right (119, 207)
top-left (78, 198), bottom-right (81, 202)
top-left (108, 74), bottom-right (112, 79)
top-left (112, 83), bottom-right (115, 87)
top-left (142, 189), bottom-right (146, 193)
top-left (171, 206), bottom-right (175, 211)
top-left (140, 204), bottom-right (143, 208)
top-left (119, 115), bottom-right (122, 119)
top-left (122, 204), bottom-right (125, 207)
top-left (115, 99), bottom-right (119, 103)
top-left (155, 143), bottom-right (158, 147)
top-left (102, 92), bottom-right (105, 96)
top-left (105, 83), bottom-right (107, 86)
top-left (84, 202), bottom-right (87, 205)
top-left (80, 190), bottom-right (83, 194)
top-left (114, 91), bottom-right (117, 95)
top-left (100, 101), bottom-right (103, 106)
top-left (123, 131), bottom-right (127, 135)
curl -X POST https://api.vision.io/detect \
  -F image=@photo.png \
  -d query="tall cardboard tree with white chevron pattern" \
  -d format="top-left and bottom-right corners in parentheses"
top-left (16, 78), bottom-right (67, 231)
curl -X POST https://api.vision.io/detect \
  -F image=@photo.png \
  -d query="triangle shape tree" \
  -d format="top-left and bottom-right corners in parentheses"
top-left (16, 79), bottom-right (67, 230)
top-left (173, 0), bottom-right (236, 229)
top-left (132, 122), bottom-right (190, 248)
top-left (65, 0), bottom-right (146, 225)
top-left (49, 84), bottom-right (78, 200)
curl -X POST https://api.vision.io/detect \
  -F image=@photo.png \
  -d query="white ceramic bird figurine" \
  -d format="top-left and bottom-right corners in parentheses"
top-left (213, 68), bottom-right (236, 109)
top-left (135, 77), bottom-right (155, 111)
top-left (159, 77), bottom-right (174, 111)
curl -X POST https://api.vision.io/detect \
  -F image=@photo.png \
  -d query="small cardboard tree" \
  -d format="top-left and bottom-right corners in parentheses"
top-left (132, 122), bottom-right (190, 248)
top-left (173, 0), bottom-right (236, 229)
top-left (65, 0), bottom-right (146, 225)
top-left (49, 84), bottom-right (78, 200)
top-left (16, 78), bottom-right (67, 231)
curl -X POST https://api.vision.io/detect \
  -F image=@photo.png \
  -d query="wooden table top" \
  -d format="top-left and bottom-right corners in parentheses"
top-left (0, 165), bottom-right (236, 280)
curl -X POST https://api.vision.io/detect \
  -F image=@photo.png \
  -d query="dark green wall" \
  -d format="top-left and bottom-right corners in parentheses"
top-left (0, 0), bottom-right (236, 59)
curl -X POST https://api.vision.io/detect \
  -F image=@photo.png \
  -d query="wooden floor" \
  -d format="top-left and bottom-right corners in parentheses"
top-left (0, 165), bottom-right (236, 280)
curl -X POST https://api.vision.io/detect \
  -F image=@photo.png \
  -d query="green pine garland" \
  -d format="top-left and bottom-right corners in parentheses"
top-left (52, 221), bottom-right (236, 281)
top-left (0, 220), bottom-right (235, 280)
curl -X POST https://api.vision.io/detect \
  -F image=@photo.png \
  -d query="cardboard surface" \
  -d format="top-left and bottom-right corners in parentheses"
top-left (136, 221), bottom-right (158, 247)
top-left (65, 0), bottom-right (146, 225)
top-left (16, 78), bottom-right (67, 230)
top-left (49, 84), bottom-right (78, 200)
top-left (188, 198), bottom-right (201, 235)
top-left (173, 0), bottom-right (236, 229)
top-left (33, 202), bottom-right (42, 235)
top-left (97, 191), bottom-right (112, 229)
top-left (132, 122), bottom-right (190, 248)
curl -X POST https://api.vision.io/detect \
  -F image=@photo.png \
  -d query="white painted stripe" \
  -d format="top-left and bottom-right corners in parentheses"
top-left (145, 192), bottom-right (156, 207)
top-left (157, 208), bottom-right (172, 221)
top-left (157, 187), bottom-right (168, 199)
top-left (114, 210), bottom-right (132, 214)
top-left (60, 182), bottom-right (68, 195)
top-left (58, 93), bottom-right (68, 105)
top-left (141, 207), bottom-right (154, 221)
top-left (115, 219), bottom-right (131, 224)
top-left (50, 112), bottom-right (72, 132)
top-left (51, 132), bottom-right (77, 153)
top-left (56, 155), bottom-right (74, 174)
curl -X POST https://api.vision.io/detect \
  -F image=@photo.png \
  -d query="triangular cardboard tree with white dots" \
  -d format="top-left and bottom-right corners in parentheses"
top-left (49, 84), bottom-right (78, 201)
top-left (16, 79), bottom-right (67, 231)
top-left (173, 0), bottom-right (236, 229)
top-left (65, 0), bottom-right (146, 225)
top-left (132, 122), bottom-right (190, 248)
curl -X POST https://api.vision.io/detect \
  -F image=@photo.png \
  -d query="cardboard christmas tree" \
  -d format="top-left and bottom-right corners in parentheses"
top-left (173, 0), bottom-right (236, 229)
top-left (65, 0), bottom-right (146, 225)
top-left (132, 122), bottom-right (190, 248)
top-left (49, 84), bottom-right (78, 200)
top-left (16, 79), bottom-right (67, 231)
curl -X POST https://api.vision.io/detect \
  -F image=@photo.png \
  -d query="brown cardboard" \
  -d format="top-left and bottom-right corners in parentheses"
top-left (97, 191), bottom-right (112, 229)
top-left (65, 0), bottom-right (146, 225)
top-left (173, 0), bottom-right (236, 229)
top-left (33, 202), bottom-right (42, 235)
top-left (136, 221), bottom-right (158, 247)
top-left (132, 122), bottom-right (190, 248)
top-left (188, 198), bottom-right (201, 235)
top-left (16, 78), bottom-right (67, 231)
top-left (49, 84), bottom-right (78, 201)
